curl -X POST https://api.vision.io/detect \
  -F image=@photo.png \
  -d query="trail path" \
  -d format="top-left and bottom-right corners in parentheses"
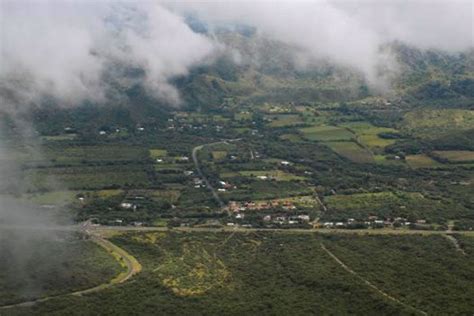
top-left (444, 234), bottom-right (467, 256)
top-left (320, 243), bottom-right (427, 316)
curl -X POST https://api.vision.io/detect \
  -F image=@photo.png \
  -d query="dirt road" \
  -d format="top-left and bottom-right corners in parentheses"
top-left (320, 243), bottom-right (427, 315)
top-left (0, 230), bottom-right (141, 310)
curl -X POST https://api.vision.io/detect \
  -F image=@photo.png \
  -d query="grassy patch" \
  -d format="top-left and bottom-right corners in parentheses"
top-left (266, 114), bottom-right (303, 127)
top-left (324, 191), bottom-right (468, 223)
top-left (24, 165), bottom-right (151, 190)
top-left (373, 155), bottom-right (405, 166)
top-left (149, 149), bottom-right (168, 159)
top-left (432, 150), bottom-right (474, 163)
top-left (154, 242), bottom-right (230, 297)
top-left (325, 141), bottom-right (374, 163)
top-left (222, 170), bottom-right (305, 181)
top-left (23, 190), bottom-right (79, 206)
top-left (406, 154), bottom-right (443, 168)
top-left (41, 134), bottom-right (77, 141)
top-left (402, 109), bottom-right (474, 138)
top-left (150, 190), bottom-right (181, 204)
top-left (279, 134), bottom-right (304, 142)
top-left (300, 125), bottom-right (354, 141)
top-left (211, 151), bottom-right (227, 161)
top-left (44, 145), bottom-right (148, 165)
top-left (341, 122), bottom-right (399, 150)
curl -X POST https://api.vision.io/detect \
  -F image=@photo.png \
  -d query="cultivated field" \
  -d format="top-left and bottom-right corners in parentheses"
top-left (300, 125), bottom-right (354, 141)
top-left (432, 150), bottom-right (474, 163)
top-left (325, 141), bottom-right (374, 163)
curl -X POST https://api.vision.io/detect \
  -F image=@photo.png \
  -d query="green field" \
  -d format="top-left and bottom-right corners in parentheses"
top-left (324, 191), bottom-right (469, 223)
top-left (279, 133), bottom-right (304, 142)
top-left (341, 122), bottom-right (399, 150)
top-left (406, 154), bottom-right (443, 168)
top-left (40, 134), bottom-right (77, 141)
top-left (24, 165), bottom-right (151, 190)
top-left (325, 141), bottom-right (374, 163)
top-left (221, 170), bottom-right (305, 181)
top-left (22, 190), bottom-right (79, 206)
top-left (44, 145), bottom-right (148, 164)
top-left (402, 109), bottom-right (474, 138)
top-left (211, 150), bottom-right (227, 161)
top-left (149, 149), bottom-right (168, 159)
top-left (266, 114), bottom-right (304, 127)
top-left (373, 154), bottom-right (405, 166)
top-left (299, 125), bottom-right (354, 141)
top-left (222, 181), bottom-right (312, 201)
top-left (149, 190), bottom-right (181, 204)
top-left (432, 150), bottom-right (474, 163)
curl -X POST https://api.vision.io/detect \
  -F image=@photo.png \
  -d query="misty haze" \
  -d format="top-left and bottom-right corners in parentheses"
top-left (0, 0), bottom-right (473, 315)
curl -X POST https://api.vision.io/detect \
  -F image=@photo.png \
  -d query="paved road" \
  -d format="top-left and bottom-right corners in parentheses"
top-left (191, 139), bottom-right (241, 214)
top-left (90, 225), bottom-right (474, 237)
top-left (3, 223), bottom-right (474, 237)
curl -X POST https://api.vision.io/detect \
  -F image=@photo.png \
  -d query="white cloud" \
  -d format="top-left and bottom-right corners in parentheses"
top-left (167, 0), bottom-right (473, 87)
top-left (0, 0), bottom-right (216, 108)
top-left (0, 0), bottom-right (472, 108)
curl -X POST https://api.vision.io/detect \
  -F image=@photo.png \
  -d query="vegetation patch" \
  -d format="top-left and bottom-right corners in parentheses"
top-left (432, 150), bottom-right (474, 163)
top-left (44, 145), bottom-right (148, 165)
top-left (406, 154), bottom-right (443, 168)
top-left (341, 122), bottom-right (399, 150)
top-left (279, 134), bottom-right (304, 142)
top-left (149, 149), bottom-right (168, 159)
top-left (22, 190), bottom-right (79, 206)
top-left (211, 151), bottom-right (227, 161)
top-left (24, 165), bottom-right (151, 191)
top-left (322, 234), bottom-right (474, 315)
top-left (300, 125), bottom-right (354, 141)
top-left (222, 170), bottom-right (305, 181)
top-left (154, 242), bottom-right (230, 297)
top-left (0, 232), bottom-right (122, 306)
top-left (324, 191), bottom-right (468, 223)
top-left (325, 141), bottom-right (374, 163)
top-left (402, 109), bottom-right (474, 138)
top-left (266, 114), bottom-right (304, 127)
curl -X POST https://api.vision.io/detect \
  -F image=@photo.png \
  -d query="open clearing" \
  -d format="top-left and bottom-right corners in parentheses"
top-left (432, 150), bottom-right (474, 162)
top-left (402, 109), bottom-right (474, 138)
top-left (406, 154), bottom-right (443, 168)
top-left (341, 122), bottom-right (399, 150)
top-left (325, 141), bottom-right (374, 163)
top-left (149, 149), bottom-right (168, 159)
top-left (299, 125), bottom-right (354, 141)
top-left (266, 114), bottom-right (304, 127)
top-left (221, 170), bottom-right (305, 181)
top-left (323, 191), bottom-right (469, 223)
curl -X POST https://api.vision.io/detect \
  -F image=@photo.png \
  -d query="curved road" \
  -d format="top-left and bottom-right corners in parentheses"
top-left (192, 139), bottom-right (241, 214)
top-left (0, 230), bottom-right (142, 310)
